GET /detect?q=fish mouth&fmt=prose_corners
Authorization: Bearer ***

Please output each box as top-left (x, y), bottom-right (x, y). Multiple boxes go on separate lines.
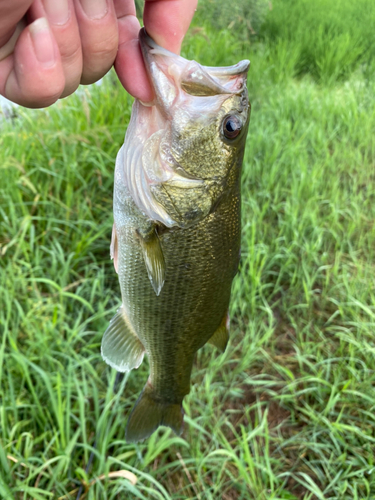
top-left (139, 28), bottom-right (250, 109)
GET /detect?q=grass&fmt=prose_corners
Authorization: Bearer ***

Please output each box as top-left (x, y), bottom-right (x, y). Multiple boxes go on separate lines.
top-left (1, 0), bottom-right (375, 498)
top-left (259, 0), bottom-right (375, 83)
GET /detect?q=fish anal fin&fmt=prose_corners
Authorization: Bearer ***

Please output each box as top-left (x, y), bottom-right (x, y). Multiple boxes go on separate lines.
top-left (208, 313), bottom-right (230, 352)
top-left (101, 306), bottom-right (145, 373)
top-left (136, 226), bottom-right (166, 296)
top-left (126, 383), bottom-right (183, 443)
top-left (110, 223), bottom-right (119, 274)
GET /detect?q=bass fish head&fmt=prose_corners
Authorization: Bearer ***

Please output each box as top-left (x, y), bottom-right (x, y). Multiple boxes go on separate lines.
top-left (118, 28), bottom-right (250, 228)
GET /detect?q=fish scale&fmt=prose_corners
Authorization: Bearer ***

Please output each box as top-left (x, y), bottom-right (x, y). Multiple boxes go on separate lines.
top-left (101, 28), bottom-right (250, 442)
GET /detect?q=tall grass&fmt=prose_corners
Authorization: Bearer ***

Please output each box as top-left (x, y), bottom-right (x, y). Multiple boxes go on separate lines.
top-left (194, 0), bottom-right (269, 39)
top-left (259, 0), bottom-right (375, 82)
top-left (1, 1), bottom-right (375, 498)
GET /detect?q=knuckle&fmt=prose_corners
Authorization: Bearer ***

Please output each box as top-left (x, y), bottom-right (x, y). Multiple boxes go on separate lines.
top-left (58, 40), bottom-right (82, 64)
top-left (80, 33), bottom-right (118, 84)
top-left (84, 30), bottom-right (118, 62)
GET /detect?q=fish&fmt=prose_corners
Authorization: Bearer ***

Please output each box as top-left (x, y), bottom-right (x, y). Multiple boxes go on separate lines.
top-left (101, 28), bottom-right (251, 443)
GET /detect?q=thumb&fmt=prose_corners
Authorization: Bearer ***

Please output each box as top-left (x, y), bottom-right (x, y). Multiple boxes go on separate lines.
top-left (143, 0), bottom-right (198, 55)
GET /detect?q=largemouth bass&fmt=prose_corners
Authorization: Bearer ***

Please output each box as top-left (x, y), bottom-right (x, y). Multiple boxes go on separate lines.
top-left (102, 29), bottom-right (251, 442)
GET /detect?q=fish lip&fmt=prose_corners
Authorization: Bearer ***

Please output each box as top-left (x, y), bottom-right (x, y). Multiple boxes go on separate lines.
top-left (139, 27), bottom-right (160, 54)
top-left (138, 27), bottom-right (174, 113)
top-left (205, 60), bottom-right (251, 77)
top-left (139, 28), bottom-right (167, 78)
top-left (139, 27), bottom-right (176, 60)
top-left (138, 29), bottom-right (157, 107)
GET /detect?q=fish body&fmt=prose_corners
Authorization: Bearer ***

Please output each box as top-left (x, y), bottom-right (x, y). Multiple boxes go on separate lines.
top-left (102, 29), bottom-right (250, 442)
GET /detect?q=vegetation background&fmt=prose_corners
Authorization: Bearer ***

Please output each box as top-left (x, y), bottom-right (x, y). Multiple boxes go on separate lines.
top-left (1, 0), bottom-right (375, 498)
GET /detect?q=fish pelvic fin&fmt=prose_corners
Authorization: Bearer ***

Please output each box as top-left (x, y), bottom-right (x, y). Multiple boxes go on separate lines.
top-left (136, 226), bottom-right (166, 296)
top-left (208, 312), bottom-right (230, 353)
top-left (101, 306), bottom-right (145, 373)
top-left (126, 383), bottom-right (184, 443)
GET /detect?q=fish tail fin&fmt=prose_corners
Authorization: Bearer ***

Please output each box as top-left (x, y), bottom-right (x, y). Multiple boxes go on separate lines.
top-left (126, 383), bottom-right (184, 443)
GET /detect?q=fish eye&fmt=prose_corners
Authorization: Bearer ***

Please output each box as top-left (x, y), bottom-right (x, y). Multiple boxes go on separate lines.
top-left (222, 115), bottom-right (242, 140)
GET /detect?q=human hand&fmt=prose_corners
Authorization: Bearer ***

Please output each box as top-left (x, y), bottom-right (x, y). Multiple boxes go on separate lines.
top-left (116, 0), bottom-right (198, 103)
top-left (0, 0), bottom-right (197, 108)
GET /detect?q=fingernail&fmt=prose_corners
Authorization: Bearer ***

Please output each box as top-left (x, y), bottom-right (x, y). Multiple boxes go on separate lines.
top-left (43, 0), bottom-right (70, 26)
top-left (79, 0), bottom-right (108, 20)
top-left (29, 18), bottom-right (56, 68)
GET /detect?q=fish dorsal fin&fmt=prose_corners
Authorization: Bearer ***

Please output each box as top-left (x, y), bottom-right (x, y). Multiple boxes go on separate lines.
top-left (136, 226), bottom-right (166, 296)
top-left (208, 312), bottom-right (230, 352)
top-left (101, 307), bottom-right (145, 372)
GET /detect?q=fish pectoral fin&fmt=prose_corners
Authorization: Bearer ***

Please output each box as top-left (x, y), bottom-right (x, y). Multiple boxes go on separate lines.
top-left (208, 313), bottom-right (230, 353)
top-left (110, 223), bottom-right (118, 274)
top-left (136, 226), bottom-right (166, 296)
top-left (126, 383), bottom-right (183, 443)
top-left (101, 306), bottom-right (145, 373)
